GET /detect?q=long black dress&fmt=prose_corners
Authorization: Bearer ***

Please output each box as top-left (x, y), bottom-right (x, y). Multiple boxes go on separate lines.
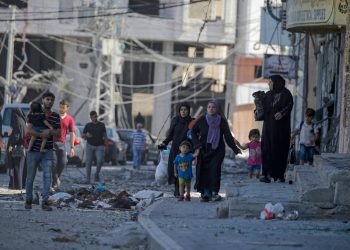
top-left (162, 115), bottom-right (192, 196)
top-left (8, 108), bottom-right (27, 190)
top-left (191, 116), bottom-right (240, 194)
top-left (261, 87), bottom-right (293, 180)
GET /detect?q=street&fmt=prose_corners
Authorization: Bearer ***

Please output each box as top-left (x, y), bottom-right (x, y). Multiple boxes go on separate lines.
top-left (0, 162), bottom-right (173, 250)
top-left (1, 158), bottom-right (349, 250)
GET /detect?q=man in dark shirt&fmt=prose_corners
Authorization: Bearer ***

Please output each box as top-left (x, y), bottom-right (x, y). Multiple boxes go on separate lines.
top-left (82, 111), bottom-right (107, 184)
top-left (25, 92), bottom-right (61, 211)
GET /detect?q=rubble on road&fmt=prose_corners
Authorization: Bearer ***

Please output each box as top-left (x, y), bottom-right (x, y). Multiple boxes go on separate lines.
top-left (46, 185), bottom-right (163, 211)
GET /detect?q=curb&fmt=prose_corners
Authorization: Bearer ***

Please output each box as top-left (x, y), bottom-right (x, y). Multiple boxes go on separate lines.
top-left (138, 199), bottom-right (183, 250)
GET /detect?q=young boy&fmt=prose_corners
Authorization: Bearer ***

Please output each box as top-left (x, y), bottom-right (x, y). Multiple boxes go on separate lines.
top-left (291, 108), bottom-right (319, 165)
top-left (173, 141), bottom-right (198, 201)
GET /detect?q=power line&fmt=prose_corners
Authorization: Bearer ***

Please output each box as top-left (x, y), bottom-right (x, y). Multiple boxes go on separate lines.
top-left (0, 0), bottom-right (188, 15)
top-left (0, 0), bottom-right (208, 22)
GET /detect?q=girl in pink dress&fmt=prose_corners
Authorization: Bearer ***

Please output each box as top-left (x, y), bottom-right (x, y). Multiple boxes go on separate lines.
top-left (236, 129), bottom-right (262, 178)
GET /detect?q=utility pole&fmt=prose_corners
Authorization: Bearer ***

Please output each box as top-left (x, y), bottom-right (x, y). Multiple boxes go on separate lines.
top-left (93, 7), bottom-right (128, 128)
top-left (5, 5), bottom-right (16, 104)
top-left (339, 7), bottom-right (350, 153)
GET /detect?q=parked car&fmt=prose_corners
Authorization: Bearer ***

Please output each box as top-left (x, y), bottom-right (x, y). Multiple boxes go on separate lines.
top-left (0, 103), bottom-right (30, 173)
top-left (116, 129), bottom-right (159, 165)
top-left (105, 127), bottom-right (128, 165)
top-left (65, 126), bottom-right (85, 168)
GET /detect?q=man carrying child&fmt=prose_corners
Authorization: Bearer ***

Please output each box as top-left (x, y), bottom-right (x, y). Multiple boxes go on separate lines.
top-left (25, 92), bottom-right (61, 211)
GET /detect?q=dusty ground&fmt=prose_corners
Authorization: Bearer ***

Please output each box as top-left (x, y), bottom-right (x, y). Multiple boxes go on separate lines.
top-left (0, 159), bottom-right (246, 250)
top-left (0, 162), bottom-right (175, 250)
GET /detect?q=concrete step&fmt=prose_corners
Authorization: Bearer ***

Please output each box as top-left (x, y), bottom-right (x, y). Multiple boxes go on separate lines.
top-left (294, 165), bottom-right (333, 204)
top-left (313, 154), bottom-right (350, 205)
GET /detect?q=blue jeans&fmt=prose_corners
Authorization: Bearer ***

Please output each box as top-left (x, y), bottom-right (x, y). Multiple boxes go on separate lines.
top-left (25, 151), bottom-right (54, 203)
top-left (133, 147), bottom-right (144, 169)
top-left (299, 144), bottom-right (315, 163)
top-left (85, 143), bottom-right (105, 182)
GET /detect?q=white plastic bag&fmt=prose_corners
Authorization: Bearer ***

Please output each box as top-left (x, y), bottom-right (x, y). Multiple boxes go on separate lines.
top-left (260, 202), bottom-right (284, 220)
top-left (155, 151), bottom-right (168, 185)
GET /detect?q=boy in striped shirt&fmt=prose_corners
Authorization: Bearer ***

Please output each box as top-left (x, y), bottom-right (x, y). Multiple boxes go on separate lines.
top-left (132, 123), bottom-right (146, 169)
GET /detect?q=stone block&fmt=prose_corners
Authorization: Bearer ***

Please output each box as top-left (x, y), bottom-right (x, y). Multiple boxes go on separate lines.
top-left (300, 187), bottom-right (334, 204)
top-left (334, 181), bottom-right (350, 205)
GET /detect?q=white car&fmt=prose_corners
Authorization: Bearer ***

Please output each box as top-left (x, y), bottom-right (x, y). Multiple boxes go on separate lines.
top-left (0, 103), bottom-right (30, 173)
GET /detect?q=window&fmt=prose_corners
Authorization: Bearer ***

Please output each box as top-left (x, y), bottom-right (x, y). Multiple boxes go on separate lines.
top-left (0, 0), bottom-right (27, 8)
top-left (254, 65), bottom-right (262, 78)
top-left (129, 0), bottom-right (159, 16)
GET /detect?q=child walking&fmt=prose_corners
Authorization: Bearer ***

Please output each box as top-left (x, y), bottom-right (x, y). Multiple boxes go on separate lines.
top-left (173, 141), bottom-right (198, 201)
top-left (236, 129), bottom-right (262, 178)
top-left (27, 102), bottom-right (54, 152)
top-left (291, 108), bottom-right (319, 165)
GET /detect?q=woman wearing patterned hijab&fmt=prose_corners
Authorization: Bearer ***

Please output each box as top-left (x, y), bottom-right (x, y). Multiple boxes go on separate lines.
top-left (260, 75), bottom-right (294, 183)
top-left (191, 100), bottom-right (241, 202)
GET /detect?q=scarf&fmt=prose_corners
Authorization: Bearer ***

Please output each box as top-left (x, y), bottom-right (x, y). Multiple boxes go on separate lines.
top-left (206, 113), bottom-right (221, 150)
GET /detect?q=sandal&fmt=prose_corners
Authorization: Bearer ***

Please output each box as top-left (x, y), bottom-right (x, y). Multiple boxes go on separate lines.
top-left (200, 196), bottom-right (209, 202)
top-left (276, 178), bottom-right (285, 183)
top-left (259, 176), bottom-right (271, 183)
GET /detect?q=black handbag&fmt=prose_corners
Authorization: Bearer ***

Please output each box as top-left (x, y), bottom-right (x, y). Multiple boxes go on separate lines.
top-left (12, 145), bottom-right (26, 158)
top-left (252, 91), bottom-right (266, 121)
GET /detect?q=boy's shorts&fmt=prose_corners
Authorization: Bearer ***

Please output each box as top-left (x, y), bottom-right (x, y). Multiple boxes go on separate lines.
top-left (178, 178), bottom-right (191, 185)
top-left (247, 165), bottom-right (261, 172)
top-left (299, 144), bottom-right (315, 163)
top-left (33, 126), bottom-right (48, 133)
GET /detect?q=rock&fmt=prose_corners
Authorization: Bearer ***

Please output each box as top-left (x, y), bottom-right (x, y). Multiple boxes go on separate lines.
top-left (134, 190), bottom-right (163, 200)
top-left (98, 222), bottom-right (147, 248)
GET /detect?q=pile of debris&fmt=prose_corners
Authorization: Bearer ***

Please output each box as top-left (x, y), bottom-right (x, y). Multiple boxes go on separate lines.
top-left (48, 184), bottom-right (163, 211)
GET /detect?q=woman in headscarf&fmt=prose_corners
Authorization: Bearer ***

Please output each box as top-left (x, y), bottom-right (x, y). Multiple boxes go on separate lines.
top-left (260, 75), bottom-right (294, 183)
top-left (159, 102), bottom-right (192, 197)
top-left (191, 100), bottom-right (241, 202)
top-left (8, 108), bottom-right (27, 190)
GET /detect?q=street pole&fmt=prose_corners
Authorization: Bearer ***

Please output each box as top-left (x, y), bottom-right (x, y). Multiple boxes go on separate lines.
top-left (5, 5), bottom-right (16, 104)
top-left (339, 7), bottom-right (350, 153)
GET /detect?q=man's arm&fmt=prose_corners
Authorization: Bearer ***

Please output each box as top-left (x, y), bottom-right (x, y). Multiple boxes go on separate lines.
top-left (69, 131), bottom-right (75, 157)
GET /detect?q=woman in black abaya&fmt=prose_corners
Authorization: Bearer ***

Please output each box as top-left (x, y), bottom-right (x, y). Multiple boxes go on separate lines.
top-left (191, 100), bottom-right (241, 202)
top-left (260, 75), bottom-right (293, 183)
top-left (8, 108), bottom-right (27, 189)
top-left (159, 102), bottom-right (192, 197)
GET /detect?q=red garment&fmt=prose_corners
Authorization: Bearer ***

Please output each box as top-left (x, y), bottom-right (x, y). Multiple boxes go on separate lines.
top-left (54, 114), bottom-right (74, 142)
top-left (247, 141), bottom-right (262, 165)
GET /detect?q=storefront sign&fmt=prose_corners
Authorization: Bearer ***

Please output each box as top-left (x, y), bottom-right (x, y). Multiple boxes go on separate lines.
top-left (286, 0), bottom-right (348, 31)
top-left (263, 54), bottom-right (297, 79)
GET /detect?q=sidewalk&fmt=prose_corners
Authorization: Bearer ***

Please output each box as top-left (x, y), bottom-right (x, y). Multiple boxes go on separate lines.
top-left (139, 161), bottom-right (350, 250)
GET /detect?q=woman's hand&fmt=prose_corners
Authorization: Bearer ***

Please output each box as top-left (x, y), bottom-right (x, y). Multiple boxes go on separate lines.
top-left (274, 112), bottom-right (283, 120)
top-left (158, 143), bottom-right (167, 150)
top-left (8, 146), bottom-right (13, 153)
